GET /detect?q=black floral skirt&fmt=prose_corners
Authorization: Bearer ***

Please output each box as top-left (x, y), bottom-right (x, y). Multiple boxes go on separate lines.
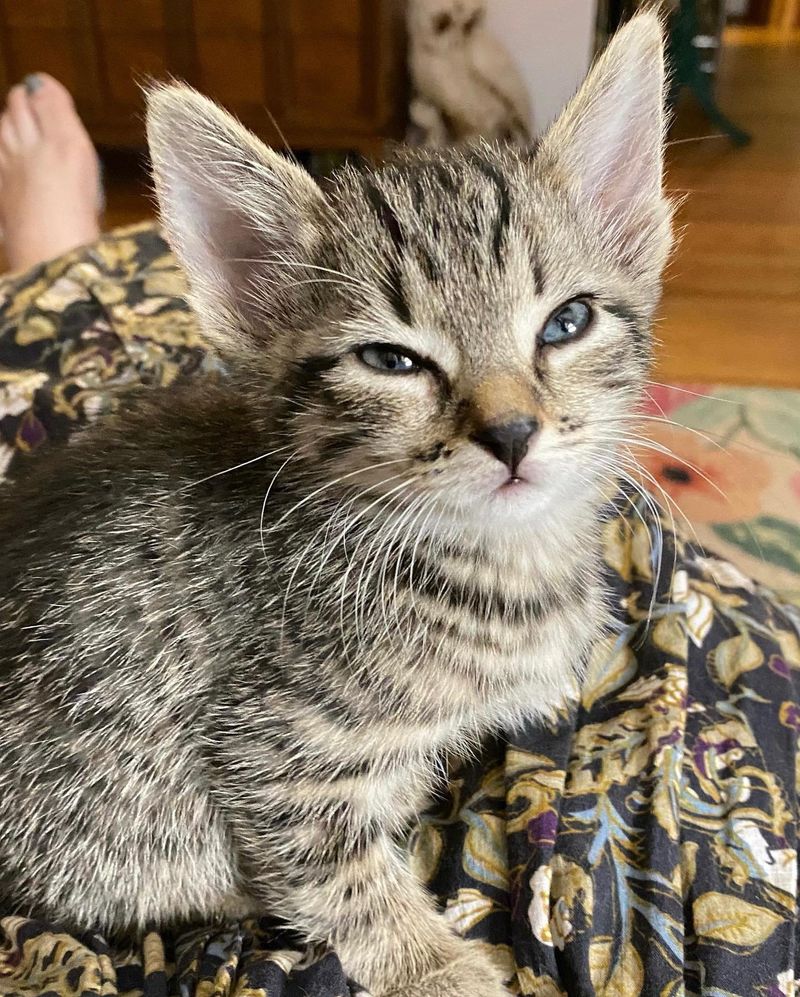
top-left (1, 226), bottom-right (799, 997)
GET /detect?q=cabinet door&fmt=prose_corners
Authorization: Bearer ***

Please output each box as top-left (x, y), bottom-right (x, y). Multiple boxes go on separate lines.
top-left (0, 0), bottom-right (405, 151)
top-left (193, 0), bottom-right (406, 151)
top-left (0, 0), bottom-right (79, 96)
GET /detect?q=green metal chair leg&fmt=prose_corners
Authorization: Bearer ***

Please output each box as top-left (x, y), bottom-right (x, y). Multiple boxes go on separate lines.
top-left (668, 0), bottom-right (752, 146)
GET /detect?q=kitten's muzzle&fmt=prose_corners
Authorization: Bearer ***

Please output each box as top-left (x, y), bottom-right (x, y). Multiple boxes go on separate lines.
top-left (470, 417), bottom-right (539, 475)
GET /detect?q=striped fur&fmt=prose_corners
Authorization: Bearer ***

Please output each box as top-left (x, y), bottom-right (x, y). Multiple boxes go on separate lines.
top-left (0, 14), bottom-right (672, 997)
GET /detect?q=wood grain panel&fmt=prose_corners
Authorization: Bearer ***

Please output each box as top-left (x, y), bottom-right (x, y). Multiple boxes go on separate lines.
top-left (290, 36), bottom-right (363, 116)
top-left (0, 29), bottom-right (80, 92)
top-left (100, 35), bottom-right (169, 105)
top-left (194, 36), bottom-right (266, 102)
top-left (193, 0), bottom-right (262, 34)
top-left (288, 0), bottom-right (361, 36)
top-left (93, 0), bottom-right (164, 32)
top-left (0, 0), bottom-right (406, 153)
top-left (4, 0), bottom-right (72, 30)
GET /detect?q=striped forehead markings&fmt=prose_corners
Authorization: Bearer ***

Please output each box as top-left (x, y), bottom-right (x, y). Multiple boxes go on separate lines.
top-left (360, 157), bottom-right (543, 323)
top-left (468, 152), bottom-right (511, 267)
top-left (361, 179), bottom-right (412, 325)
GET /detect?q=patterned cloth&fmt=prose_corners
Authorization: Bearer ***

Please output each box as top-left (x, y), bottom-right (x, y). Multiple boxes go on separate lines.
top-left (1, 224), bottom-right (800, 997)
top-left (0, 222), bottom-right (210, 483)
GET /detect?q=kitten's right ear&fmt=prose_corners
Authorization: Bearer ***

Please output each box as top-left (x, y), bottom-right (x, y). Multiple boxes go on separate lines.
top-left (538, 12), bottom-right (672, 280)
top-left (146, 84), bottom-right (327, 359)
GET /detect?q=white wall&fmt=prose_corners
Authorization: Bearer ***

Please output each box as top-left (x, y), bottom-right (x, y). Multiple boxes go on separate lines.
top-left (485, 0), bottom-right (597, 135)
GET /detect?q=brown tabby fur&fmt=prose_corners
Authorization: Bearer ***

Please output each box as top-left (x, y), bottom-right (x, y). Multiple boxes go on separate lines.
top-left (0, 15), bottom-right (672, 996)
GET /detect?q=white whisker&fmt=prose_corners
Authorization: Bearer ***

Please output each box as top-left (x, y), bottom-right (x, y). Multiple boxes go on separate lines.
top-left (183, 445), bottom-right (291, 488)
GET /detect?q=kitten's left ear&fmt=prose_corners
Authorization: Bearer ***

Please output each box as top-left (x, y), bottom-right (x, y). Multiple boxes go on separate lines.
top-left (147, 84), bottom-right (328, 361)
top-left (538, 12), bottom-right (672, 278)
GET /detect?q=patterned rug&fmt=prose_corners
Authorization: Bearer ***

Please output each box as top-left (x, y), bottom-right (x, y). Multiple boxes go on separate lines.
top-left (634, 383), bottom-right (800, 605)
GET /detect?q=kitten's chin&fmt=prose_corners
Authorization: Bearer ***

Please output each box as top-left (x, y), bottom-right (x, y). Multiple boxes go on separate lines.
top-left (429, 472), bottom-right (561, 532)
top-left (426, 458), bottom-right (601, 535)
top-left (484, 475), bottom-right (555, 522)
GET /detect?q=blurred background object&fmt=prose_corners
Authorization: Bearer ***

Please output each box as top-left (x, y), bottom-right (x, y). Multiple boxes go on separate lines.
top-left (0, 1), bottom-right (406, 158)
top-left (485, 0), bottom-right (595, 134)
top-left (406, 0), bottom-right (532, 145)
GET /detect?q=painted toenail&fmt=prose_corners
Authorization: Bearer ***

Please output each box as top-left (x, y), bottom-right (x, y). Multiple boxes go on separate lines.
top-left (23, 74), bottom-right (43, 95)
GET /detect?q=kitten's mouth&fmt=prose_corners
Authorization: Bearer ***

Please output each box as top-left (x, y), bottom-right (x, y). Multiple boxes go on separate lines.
top-left (497, 474), bottom-right (529, 492)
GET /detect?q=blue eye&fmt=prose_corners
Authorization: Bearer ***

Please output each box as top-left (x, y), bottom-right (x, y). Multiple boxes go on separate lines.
top-left (357, 344), bottom-right (421, 374)
top-left (540, 300), bottom-right (593, 346)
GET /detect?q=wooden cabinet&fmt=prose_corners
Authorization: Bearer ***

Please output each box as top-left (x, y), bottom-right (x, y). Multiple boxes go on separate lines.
top-left (0, 0), bottom-right (407, 155)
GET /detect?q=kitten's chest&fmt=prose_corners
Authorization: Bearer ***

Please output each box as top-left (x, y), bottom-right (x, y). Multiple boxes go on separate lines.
top-left (354, 546), bottom-right (605, 728)
top-left (267, 525), bottom-right (604, 731)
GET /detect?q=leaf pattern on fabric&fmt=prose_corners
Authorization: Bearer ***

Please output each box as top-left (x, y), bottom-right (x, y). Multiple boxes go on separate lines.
top-left (443, 888), bottom-right (499, 934)
top-left (693, 892), bottom-right (783, 949)
top-left (709, 633), bottom-right (765, 687)
top-left (581, 636), bottom-right (638, 710)
top-left (462, 812), bottom-right (509, 892)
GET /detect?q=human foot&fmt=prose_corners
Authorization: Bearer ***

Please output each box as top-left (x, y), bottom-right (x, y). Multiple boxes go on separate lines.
top-left (0, 73), bottom-right (102, 271)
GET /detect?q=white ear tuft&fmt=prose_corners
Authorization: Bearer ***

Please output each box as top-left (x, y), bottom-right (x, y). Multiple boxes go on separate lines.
top-left (146, 84), bottom-right (327, 358)
top-left (539, 12), bottom-right (671, 276)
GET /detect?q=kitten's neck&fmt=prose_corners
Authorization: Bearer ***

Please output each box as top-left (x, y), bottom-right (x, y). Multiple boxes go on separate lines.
top-left (270, 482), bottom-right (605, 650)
top-left (258, 481), bottom-right (606, 744)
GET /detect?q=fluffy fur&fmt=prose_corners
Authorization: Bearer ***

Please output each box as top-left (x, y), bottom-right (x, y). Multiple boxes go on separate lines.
top-left (0, 15), bottom-right (672, 997)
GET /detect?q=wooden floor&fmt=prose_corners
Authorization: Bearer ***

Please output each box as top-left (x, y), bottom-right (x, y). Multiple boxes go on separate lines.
top-left (657, 34), bottom-right (800, 387)
top-left (99, 34), bottom-right (800, 389)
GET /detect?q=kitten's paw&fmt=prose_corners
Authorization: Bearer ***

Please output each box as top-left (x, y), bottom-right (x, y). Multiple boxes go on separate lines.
top-left (381, 943), bottom-right (509, 997)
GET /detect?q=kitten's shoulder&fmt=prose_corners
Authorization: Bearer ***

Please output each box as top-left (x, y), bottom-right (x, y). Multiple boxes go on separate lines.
top-left (0, 375), bottom-right (265, 534)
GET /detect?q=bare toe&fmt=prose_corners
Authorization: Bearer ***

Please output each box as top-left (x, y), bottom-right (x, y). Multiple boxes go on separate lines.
top-left (6, 84), bottom-right (40, 148)
top-left (25, 72), bottom-right (74, 107)
top-left (0, 74), bottom-right (100, 270)
top-left (0, 110), bottom-right (19, 155)
top-left (25, 73), bottom-right (85, 144)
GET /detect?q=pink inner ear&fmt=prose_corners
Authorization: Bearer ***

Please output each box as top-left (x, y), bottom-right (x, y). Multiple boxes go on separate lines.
top-left (538, 18), bottom-right (670, 278)
top-left (577, 82), bottom-right (662, 224)
top-left (542, 13), bottom-right (666, 233)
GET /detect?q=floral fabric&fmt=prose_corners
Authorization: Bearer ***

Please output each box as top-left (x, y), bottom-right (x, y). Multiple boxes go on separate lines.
top-left (0, 221), bottom-right (212, 484)
top-left (414, 525), bottom-right (800, 997)
top-left (1, 224), bottom-right (800, 996)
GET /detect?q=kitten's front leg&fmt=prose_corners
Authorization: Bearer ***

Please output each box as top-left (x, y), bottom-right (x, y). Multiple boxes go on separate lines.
top-left (235, 811), bottom-right (508, 996)
top-left (309, 834), bottom-right (508, 997)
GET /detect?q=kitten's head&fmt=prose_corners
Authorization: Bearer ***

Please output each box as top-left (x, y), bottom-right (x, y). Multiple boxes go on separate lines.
top-left (147, 13), bottom-right (671, 535)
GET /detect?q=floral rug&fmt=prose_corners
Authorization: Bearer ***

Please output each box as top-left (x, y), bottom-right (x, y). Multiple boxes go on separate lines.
top-left (635, 383), bottom-right (800, 604)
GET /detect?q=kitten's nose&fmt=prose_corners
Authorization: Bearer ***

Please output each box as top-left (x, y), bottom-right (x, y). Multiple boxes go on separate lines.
top-left (470, 417), bottom-right (539, 474)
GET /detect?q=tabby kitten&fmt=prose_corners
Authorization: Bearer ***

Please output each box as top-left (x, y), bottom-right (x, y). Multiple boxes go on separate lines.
top-left (0, 14), bottom-right (671, 997)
